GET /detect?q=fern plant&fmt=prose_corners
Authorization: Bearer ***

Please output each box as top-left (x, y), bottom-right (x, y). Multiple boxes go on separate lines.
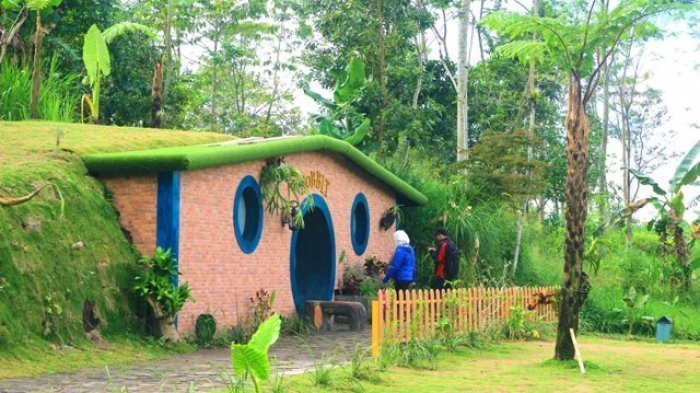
top-left (231, 314), bottom-right (281, 393)
top-left (259, 158), bottom-right (313, 229)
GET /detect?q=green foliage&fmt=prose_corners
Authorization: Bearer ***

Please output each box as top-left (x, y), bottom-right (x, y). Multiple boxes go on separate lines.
top-left (231, 314), bottom-right (281, 393)
top-left (501, 307), bottom-right (543, 340)
top-left (133, 247), bottom-right (193, 317)
top-left (305, 57), bottom-right (371, 146)
top-left (195, 314), bottom-right (217, 347)
top-left (82, 22), bottom-right (154, 122)
top-left (259, 160), bottom-right (312, 228)
top-left (0, 56), bottom-right (78, 121)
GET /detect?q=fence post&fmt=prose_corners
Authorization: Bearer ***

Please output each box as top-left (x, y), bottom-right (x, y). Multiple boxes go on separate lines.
top-left (372, 300), bottom-right (380, 358)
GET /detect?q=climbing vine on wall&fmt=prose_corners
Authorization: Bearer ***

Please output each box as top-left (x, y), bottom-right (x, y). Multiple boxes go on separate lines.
top-left (259, 157), bottom-right (313, 228)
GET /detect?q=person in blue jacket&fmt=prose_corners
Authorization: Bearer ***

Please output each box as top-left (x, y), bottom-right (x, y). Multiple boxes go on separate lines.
top-left (382, 230), bottom-right (416, 291)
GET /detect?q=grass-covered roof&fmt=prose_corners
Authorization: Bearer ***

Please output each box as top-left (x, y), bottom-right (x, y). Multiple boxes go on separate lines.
top-left (83, 135), bottom-right (428, 206)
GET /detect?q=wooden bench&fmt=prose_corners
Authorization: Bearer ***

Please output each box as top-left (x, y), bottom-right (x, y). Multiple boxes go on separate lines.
top-left (304, 300), bottom-right (367, 332)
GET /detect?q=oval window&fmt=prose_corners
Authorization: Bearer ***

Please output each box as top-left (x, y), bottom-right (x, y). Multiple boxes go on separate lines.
top-left (351, 193), bottom-right (370, 255)
top-left (233, 175), bottom-right (263, 254)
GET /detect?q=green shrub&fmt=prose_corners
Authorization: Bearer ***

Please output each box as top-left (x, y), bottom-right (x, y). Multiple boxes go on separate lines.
top-left (195, 314), bottom-right (217, 347)
top-left (0, 56), bottom-right (78, 121)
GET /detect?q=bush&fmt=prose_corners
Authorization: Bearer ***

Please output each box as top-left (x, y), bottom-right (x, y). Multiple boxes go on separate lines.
top-left (195, 314), bottom-right (217, 347)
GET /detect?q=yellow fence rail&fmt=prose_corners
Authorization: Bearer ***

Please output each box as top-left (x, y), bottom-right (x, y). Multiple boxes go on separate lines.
top-left (371, 286), bottom-right (558, 357)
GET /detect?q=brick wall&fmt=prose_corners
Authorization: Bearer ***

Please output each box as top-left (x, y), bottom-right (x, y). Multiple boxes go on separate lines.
top-left (101, 174), bottom-right (158, 255)
top-left (177, 152), bottom-right (397, 332)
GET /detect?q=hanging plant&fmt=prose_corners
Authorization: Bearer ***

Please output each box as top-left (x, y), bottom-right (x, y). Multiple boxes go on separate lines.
top-left (259, 157), bottom-right (313, 229)
top-left (379, 205), bottom-right (402, 231)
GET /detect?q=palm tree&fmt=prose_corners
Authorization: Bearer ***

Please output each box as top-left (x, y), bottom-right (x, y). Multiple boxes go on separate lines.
top-left (482, 0), bottom-right (694, 360)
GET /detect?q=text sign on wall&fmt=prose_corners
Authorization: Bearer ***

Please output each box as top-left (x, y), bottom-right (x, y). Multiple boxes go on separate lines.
top-left (305, 170), bottom-right (330, 197)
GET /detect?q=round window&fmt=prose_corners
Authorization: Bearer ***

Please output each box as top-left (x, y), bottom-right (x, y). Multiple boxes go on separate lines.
top-left (351, 193), bottom-right (370, 255)
top-left (233, 175), bottom-right (263, 254)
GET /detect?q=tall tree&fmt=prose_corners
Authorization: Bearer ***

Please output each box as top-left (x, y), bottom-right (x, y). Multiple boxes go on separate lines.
top-left (456, 0), bottom-right (470, 162)
top-left (483, 0), bottom-right (693, 360)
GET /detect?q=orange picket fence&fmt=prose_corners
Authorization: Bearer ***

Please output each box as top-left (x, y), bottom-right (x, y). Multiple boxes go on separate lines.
top-left (370, 286), bottom-right (558, 357)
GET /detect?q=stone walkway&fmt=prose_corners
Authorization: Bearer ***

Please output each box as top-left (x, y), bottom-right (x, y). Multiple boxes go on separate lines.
top-left (0, 329), bottom-right (370, 393)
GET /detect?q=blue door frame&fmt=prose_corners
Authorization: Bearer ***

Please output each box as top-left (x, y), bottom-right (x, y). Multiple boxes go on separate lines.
top-left (289, 194), bottom-right (336, 313)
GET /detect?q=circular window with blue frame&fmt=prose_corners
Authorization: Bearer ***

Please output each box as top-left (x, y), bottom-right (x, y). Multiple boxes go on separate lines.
top-left (350, 193), bottom-right (370, 255)
top-left (233, 175), bottom-right (263, 254)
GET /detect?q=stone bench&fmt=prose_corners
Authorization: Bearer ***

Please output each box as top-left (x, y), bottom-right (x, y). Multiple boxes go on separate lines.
top-left (304, 300), bottom-right (367, 332)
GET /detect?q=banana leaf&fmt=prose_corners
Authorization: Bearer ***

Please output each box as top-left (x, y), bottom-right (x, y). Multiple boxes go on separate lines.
top-left (344, 118), bottom-right (370, 146)
top-left (629, 168), bottom-right (666, 196)
top-left (670, 140), bottom-right (700, 192)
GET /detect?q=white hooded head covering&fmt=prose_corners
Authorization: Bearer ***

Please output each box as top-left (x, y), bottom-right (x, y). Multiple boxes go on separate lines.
top-left (393, 230), bottom-right (410, 248)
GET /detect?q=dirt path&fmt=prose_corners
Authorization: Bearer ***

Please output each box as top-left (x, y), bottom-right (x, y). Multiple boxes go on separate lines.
top-left (0, 330), bottom-right (370, 393)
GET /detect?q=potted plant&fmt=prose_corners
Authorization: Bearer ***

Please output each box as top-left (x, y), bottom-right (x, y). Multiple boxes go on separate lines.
top-left (379, 205), bottom-right (402, 230)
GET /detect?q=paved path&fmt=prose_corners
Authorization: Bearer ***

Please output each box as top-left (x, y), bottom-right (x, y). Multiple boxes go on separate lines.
top-left (0, 330), bottom-right (370, 393)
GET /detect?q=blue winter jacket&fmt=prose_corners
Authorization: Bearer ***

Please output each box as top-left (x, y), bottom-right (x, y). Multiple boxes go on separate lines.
top-left (383, 245), bottom-right (416, 283)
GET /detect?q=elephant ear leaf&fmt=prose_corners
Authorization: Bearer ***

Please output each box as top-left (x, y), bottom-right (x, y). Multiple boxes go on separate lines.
top-left (629, 168), bottom-right (666, 196)
top-left (231, 344), bottom-right (269, 381)
top-left (83, 24), bottom-right (111, 83)
top-left (670, 140), bottom-right (700, 192)
top-left (344, 118), bottom-right (370, 146)
top-left (248, 314), bottom-right (281, 354)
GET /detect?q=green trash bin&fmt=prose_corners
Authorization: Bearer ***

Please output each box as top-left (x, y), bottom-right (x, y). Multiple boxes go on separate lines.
top-left (656, 316), bottom-right (672, 342)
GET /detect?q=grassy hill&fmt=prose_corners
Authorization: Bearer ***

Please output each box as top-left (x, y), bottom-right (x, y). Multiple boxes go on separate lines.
top-left (0, 121), bottom-right (231, 357)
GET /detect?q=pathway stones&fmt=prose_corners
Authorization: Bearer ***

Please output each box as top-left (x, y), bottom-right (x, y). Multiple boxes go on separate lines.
top-left (0, 330), bottom-right (370, 393)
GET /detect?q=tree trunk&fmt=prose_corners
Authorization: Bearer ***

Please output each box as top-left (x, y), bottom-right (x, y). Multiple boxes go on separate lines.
top-left (456, 0), bottom-right (470, 162)
top-left (30, 11), bottom-right (43, 119)
top-left (597, 0), bottom-right (610, 219)
top-left (0, 7), bottom-right (28, 65)
top-left (146, 296), bottom-right (179, 341)
top-left (671, 216), bottom-right (691, 290)
top-left (376, 0), bottom-right (387, 159)
top-left (555, 74), bottom-right (590, 361)
top-left (161, 0), bottom-right (174, 124)
top-left (513, 0), bottom-right (538, 278)
top-left (151, 56), bottom-right (164, 128)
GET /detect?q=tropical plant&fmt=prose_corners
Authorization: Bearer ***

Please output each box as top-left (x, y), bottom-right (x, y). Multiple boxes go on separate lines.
top-left (133, 247), bottom-right (193, 341)
top-left (598, 140), bottom-right (700, 289)
top-left (482, 0), bottom-right (693, 360)
top-left (230, 314), bottom-right (281, 393)
top-left (616, 287), bottom-right (654, 337)
top-left (82, 22), bottom-right (155, 123)
top-left (259, 158), bottom-right (313, 228)
top-left (304, 57), bottom-right (371, 146)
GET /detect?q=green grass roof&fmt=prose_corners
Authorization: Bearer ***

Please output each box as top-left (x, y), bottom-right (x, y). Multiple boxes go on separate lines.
top-left (83, 135), bottom-right (428, 206)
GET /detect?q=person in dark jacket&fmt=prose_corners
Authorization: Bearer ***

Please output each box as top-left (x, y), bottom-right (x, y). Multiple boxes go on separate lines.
top-left (382, 230), bottom-right (416, 291)
top-left (429, 228), bottom-right (459, 290)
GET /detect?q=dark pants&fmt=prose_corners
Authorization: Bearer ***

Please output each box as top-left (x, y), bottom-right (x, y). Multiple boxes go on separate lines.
top-left (432, 277), bottom-right (445, 290)
top-left (394, 280), bottom-right (412, 291)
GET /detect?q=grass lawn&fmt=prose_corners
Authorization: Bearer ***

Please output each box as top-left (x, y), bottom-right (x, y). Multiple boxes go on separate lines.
top-left (261, 336), bottom-right (700, 393)
top-left (0, 335), bottom-right (193, 379)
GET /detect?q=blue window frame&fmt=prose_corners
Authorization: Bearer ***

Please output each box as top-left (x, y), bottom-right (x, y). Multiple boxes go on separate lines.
top-left (233, 175), bottom-right (263, 254)
top-left (350, 193), bottom-right (370, 255)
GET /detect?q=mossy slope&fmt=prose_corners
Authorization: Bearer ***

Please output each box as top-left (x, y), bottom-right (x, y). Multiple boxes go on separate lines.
top-left (0, 121), bottom-right (231, 354)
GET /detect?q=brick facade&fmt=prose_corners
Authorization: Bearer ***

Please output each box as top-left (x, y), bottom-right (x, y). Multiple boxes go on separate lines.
top-left (102, 151), bottom-right (397, 333)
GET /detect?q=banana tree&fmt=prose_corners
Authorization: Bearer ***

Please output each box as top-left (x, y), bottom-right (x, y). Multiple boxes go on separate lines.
top-left (598, 140), bottom-right (700, 289)
top-left (304, 57), bottom-right (370, 146)
top-left (82, 22), bottom-right (155, 123)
